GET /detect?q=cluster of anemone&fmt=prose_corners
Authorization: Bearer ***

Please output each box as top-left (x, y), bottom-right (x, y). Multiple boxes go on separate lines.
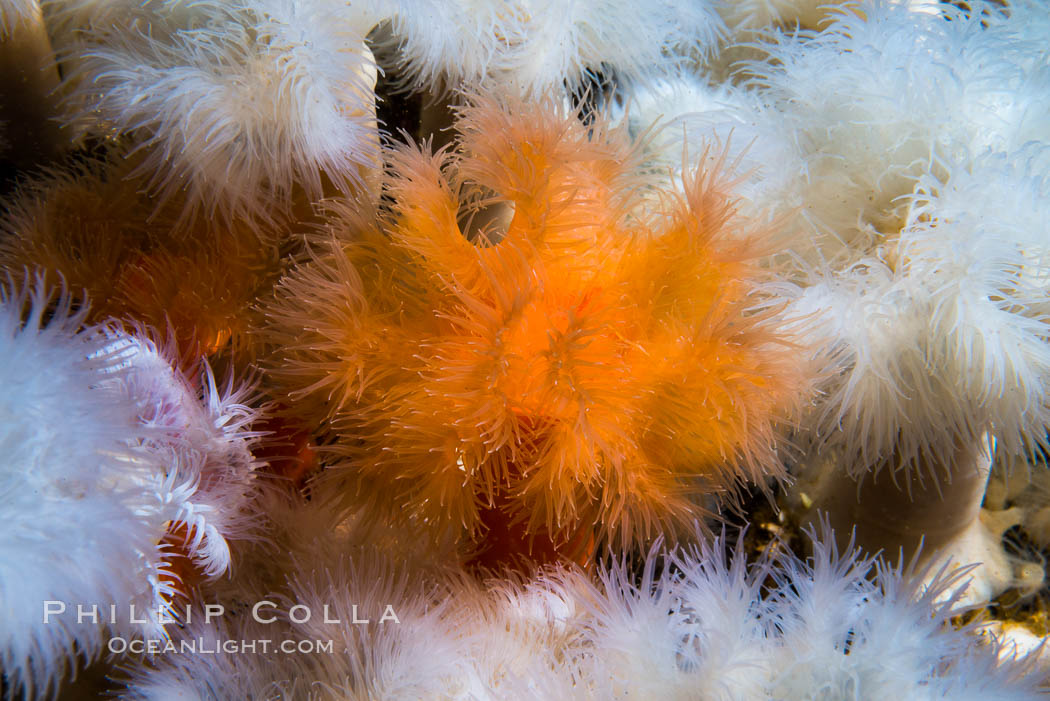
top-left (619, 0), bottom-right (1050, 604)
top-left (768, 1), bottom-right (1050, 602)
top-left (114, 498), bottom-right (1044, 699)
top-left (1, 0), bottom-right (1050, 698)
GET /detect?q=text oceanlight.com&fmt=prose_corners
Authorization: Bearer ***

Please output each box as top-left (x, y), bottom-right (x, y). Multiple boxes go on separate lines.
top-left (108, 637), bottom-right (335, 655)
top-left (42, 601), bottom-right (402, 657)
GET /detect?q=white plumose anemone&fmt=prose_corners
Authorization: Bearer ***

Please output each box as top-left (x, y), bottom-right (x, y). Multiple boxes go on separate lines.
top-left (97, 327), bottom-right (263, 578)
top-left (544, 527), bottom-right (1042, 700)
top-left (385, 0), bottom-right (725, 98)
top-left (560, 538), bottom-right (772, 700)
top-left (0, 283), bottom-right (168, 699)
top-left (781, 142), bottom-right (1050, 603)
top-left (0, 282), bottom-right (262, 699)
top-left (49, 0), bottom-right (385, 224)
top-left (624, 1), bottom-right (1050, 271)
top-left (745, 0), bottom-right (1050, 267)
top-left (763, 528), bottom-right (1041, 701)
top-left (901, 146), bottom-right (1050, 462)
top-left (115, 522), bottom-right (1046, 699)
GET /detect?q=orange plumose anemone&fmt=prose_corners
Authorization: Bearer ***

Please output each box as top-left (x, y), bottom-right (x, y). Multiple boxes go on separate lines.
top-left (0, 159), bottom-right (288, 370)
top-left (263, 97), bottom-right (806, 565)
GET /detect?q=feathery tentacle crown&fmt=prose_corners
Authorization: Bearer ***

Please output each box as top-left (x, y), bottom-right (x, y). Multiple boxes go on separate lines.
top-left (0, 0), bottom-right (37, 35)
top-left (0, 160), bottom-right (289, 369)
top-left (50, 0), bottom-right (383, 225)
top-left (384, 0), bottom-right (725, 98)
top-left (0, 276), bottom-right (265, 698)
top-left (265, 96), bottom-right (806, 553)
top-left (0, 279), bottom-right (155, 700)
